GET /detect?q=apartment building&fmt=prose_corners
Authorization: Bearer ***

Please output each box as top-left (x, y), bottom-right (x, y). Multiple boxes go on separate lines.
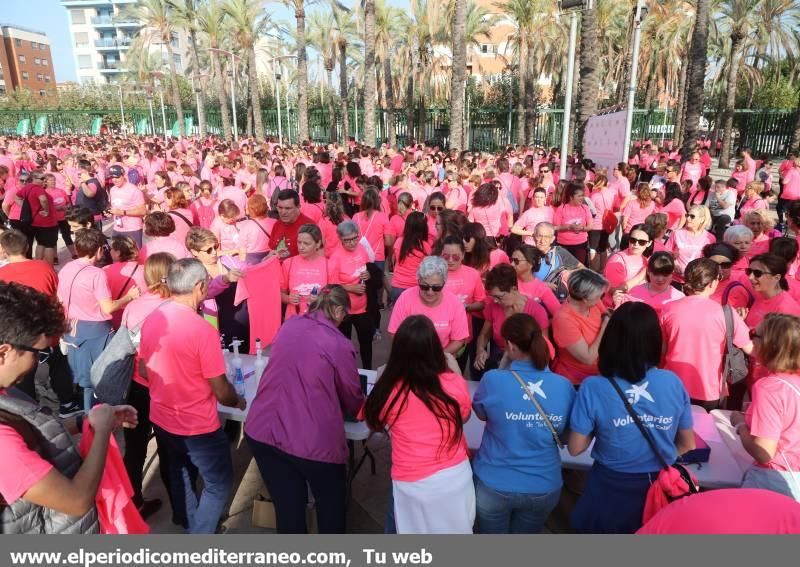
top-left (0, 24), bottom-right (56, 96)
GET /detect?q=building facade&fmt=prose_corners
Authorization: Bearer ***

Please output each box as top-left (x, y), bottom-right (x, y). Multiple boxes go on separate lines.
top-left (0, 25), bottom-right (56, 96)
top-left (61, 0), bottom-right (188, 84)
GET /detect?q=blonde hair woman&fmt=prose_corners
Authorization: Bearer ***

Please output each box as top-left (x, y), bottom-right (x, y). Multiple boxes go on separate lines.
top-left (744, 209), bottom-right (778, 257)
top-left (666, 204), bottom-right (715, 282)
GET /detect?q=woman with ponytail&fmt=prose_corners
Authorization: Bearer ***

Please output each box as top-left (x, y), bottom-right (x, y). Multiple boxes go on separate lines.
top-left (472, 313), bottom-right (575, 533)
top-left (742, 254), bottom-right (800, 329)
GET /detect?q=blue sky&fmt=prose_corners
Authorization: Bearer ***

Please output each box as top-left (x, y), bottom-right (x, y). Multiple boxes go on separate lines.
top-left (5, 1), bottom-right (405, 84)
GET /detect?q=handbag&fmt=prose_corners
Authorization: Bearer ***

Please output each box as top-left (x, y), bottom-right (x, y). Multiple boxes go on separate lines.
top-left (601, 191), bottom-right (618, 234)
top-left (606, 376), bottom-right (699, 524)
top-left (511, 370), bottom-right (564, 448)
top-left (721, 304), bottom-right (749, 402)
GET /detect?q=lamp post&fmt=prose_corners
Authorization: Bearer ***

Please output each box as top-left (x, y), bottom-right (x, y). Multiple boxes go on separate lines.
top-left (622, 0), bottom-right (648, 161)
top-left (151, 71), bottom-right (169, 142)
top-left (191, 73), bottom-right (209, 136)
top-left (208, 48), bottom-right (240, 141)
top-left (116, 83), bottom-right (126, 134)
top-left (507, 66), bottom-right (514, 146)
top-left (270, 55), bottom-right (297, 146)
top-left (146, 88), bottom-right (156, 136)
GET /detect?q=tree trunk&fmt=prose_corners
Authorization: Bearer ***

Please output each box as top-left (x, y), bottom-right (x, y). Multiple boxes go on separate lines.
top-left (525, 33), bottom-right (536, 144)
top-left (296, 8), bottom-right (310, 143)
top-left (339, 42), bottom-right (349, 144)
top-left (189, 30), bottom-right (206, 137)
top-left (576, 5), bottom-right (599, 152)
top-left (516, 35), bottom-right (527, 145)
top-left (363, 0), bottom-right (377, 146)
top-left (448, 0), bottom-right (467, 150)
top-left (327, 68), bottom-right (336, 143)
top-left (418, 94), bottom-right (425, 143)
top-left (644, 71), bottom-right (657, 110)
top-left (248, 48), bottom-right (263, 141)
top-left (376, 65), bottom-right (384, 142)
top-left (212, 52), bottom-right (232, 140)
top-left (681, 1), bottom-right (709, 159)
top-left (616, 12), bottom-right (635, 105)
top-left (673, 58), bottom-right (690, 149)
top-left (718, 33), bottom-right (744, 169)
top-left (164, 39), bottom-right (186, 137)
top-left (384, 51), bottom-right (396, 146)
top-left (406, 70), bottom-right (415, 143)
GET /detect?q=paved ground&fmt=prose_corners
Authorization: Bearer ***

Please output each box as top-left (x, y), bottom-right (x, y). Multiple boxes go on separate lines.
top-left (31, 157), bottom-right (756, 534)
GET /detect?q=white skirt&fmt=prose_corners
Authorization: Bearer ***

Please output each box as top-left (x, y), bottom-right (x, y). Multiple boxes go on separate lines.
top-left (393, 459), bottom-right (475, 534)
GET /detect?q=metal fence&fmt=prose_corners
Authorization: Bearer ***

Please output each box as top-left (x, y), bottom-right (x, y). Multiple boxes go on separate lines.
top-left (0, 106), bottom-right (796, 156)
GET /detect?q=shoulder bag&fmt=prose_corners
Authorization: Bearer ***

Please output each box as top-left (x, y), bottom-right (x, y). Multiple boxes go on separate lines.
top-left (606, 376), bottom-right (699, 524)
top-left (721, 304), bottom-right (750, 402)
top-left (115, 264), bottom-right (139, 301)
top-left (511, 370), bottom-right (564, 448)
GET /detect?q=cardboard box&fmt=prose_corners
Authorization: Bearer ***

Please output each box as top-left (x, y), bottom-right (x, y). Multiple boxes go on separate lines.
top-left (252, 492), bottom-right (318, 533)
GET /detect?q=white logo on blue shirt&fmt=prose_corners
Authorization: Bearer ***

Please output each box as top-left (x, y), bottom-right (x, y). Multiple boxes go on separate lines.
top-left (625, 381), bottom-right (654, 405)
top-left (522, 380), bottom-right (546, 401)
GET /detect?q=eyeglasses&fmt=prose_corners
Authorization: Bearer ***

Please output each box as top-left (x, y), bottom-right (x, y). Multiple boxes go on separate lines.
top-left (511, 257), bottom-right (526, 265)
top-left (341, 236), bottom-right (360, 244)
top-left (429, 205), bottom-right (445, 212)
top-left (686, 214), bottom-right (697, 220)
top-left (418, 283), bottom-right (444, 292)
top-left (749, 328), bottom-right (762, 341)
top-left (12, 344), bottom-right (50, 365)
top-left (441, 254), bottom-right (462, 262)
top-left (629, 238), bottom-right (651, 247)
top-left (745, 268), bottom-right (773, 278)
top-left (715, 261), bottom-right (733, 270)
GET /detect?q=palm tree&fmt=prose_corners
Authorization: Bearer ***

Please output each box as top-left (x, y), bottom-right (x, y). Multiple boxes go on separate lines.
top-left (448, 0), bottom-right (468, 150)
top-left (375, 0), bottom-right (406, 146)
top-left (363, 0), bottom-right (377, 146)
top-left (501, 0), bottom-right (534, 145)
top-left (716, 0), bottom-right (760, 169)
top-left (330, 1), bottom-right (358, 144)
top-left (576, 2), bottom-right (599, 151)
top-left (224, 0), bottom-right (274, 141)
top-left (126, 0), bottom-right (186, 137)
top-left (280, 0), bottom-right (315, 143)
top-left (197, 0), bottom-right (233, 139)
top-left (168, 0), bottom-right (207, 137)
top-left (308, 10), bottom-right (338, 141)
top-left (681, 0), bottom-right (710, 159)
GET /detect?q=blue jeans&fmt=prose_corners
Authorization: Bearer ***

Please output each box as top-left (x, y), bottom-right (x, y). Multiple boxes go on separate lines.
top-left (474, 476), bottom-right (560, 534)
top-left (153, 425), bottom-right (233, 534)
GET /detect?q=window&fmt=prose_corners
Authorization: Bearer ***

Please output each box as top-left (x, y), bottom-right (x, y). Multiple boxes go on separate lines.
top-left (42, 59), bottom-right (48, 67)
top-left (481, 44), bottom-right (488, 54)
top-left (44, 76), bottom-right (50, 83)
top-left (0, 86), bottom-right (5, 95)
top-left (18, 54), bottom-right (25, 64)
top-left (173, 54), bottom-right (182, 71)
top-left (31, 42), bottom-right (37, 49)
top-left (22, 72), bottom-right (29, 80)
top-left (39, 90), bottom-right (45, 97)
top-left (71, 9), bottom-right (86, 24)
top-left (78, 55), bottom-right (92, 69)
top-left (34, 58), bottom-right (40, 65)
top-left (74, 32), bottom-right (89, 48)
top-left (37, 74), bottom-right (43, 81)
top-left (15, 39), bottom-right (21, 47)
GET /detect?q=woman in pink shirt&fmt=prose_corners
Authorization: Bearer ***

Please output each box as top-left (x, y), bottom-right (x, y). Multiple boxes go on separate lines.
top-left (139, 212), bottom-right (191, 264)
top-left (210, 199), bottom-right (242, 258)
top-left (511, 245), bottom-right (560, 317)
top-left (680, 152), bottom-right (704, 190)
top-left (146, 171), bottom-right (172, 211)
top-left (105, 235), bottom-right (148, 330)
top-left (190, 180), bottom-right (217, 229)
top-left (608, 163), bottom-right (632, 209)
top-left (353, 188), bottom-right (391, 269)
top-left (299, 182), bottom-right (325, 223)
top-left (512, 188), bottom-right (554, 245)
top-left (165, 186), bottom-right (194, 247)
top-left (264, 164), bottom-right (290, 202)
top-left (739, 181), bottom-right (769, 220)
top-left (744, 209), bottom-right (777, 257)
top-left (281, 224), bottom-right (328, 319)
top-left (743, 254), bottom-right (800, 330)
top-left (704, 242), bottom-right (754, 309)
top-left (604, 224), bottom-right (651, 295)
top-left (468, 182), bottom-right (512, 238)
top-left (667, 204), bottom-right (716, 282)
top-left (621, 183), bottom-right (656, 240)
top-left (120, 252), bottom-right (175, 518)
top-left (363, 315), bottom-right (473, 534)
top-left (656, 183), bottom-right (686, 232)
top-left (730, 313), bottom-right (800, 500)
top-left (612, 251), bottom-right (684, 316)
top-left (731, 160), bottom-right (750, 195)
top-left (552, 183), bottom-right (593, 265)
top-left (390, 212), bottom-right (431, 303)
top-left (43, 172), bottom-right (76, 259)
top-left (319, 192), bottom-right (348, 258)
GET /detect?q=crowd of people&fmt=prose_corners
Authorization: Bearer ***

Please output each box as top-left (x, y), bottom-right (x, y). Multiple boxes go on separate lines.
top-left (0, 133), bottom-right (799, 534)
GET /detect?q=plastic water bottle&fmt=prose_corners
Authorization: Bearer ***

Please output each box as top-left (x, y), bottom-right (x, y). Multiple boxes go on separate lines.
top-left (230, 338), bottom-right (246, 397)
top-left (253, 338), bottom-right (267, 382)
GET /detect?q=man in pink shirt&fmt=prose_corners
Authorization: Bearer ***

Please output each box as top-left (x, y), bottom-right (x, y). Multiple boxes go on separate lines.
top-left (138, 258), bottom-right (245, 534)
top-left (108, 165), bottom-right (146, 247)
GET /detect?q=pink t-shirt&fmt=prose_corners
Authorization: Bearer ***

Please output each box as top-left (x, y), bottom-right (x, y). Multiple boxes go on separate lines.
top-left (667, 229), bottom-right (716, 276)
top-left (446, 184), bottom-right (469, 212)
top-left (604, 251), bottom-right (646, 290)
top-left (553, 203), bottom-right (593, 245)
top-left (745, 292), bottom-right (800, 329)
top-left (469, 199), bottom-right (510, 238)
top-left (0, 416), bottom-right (53, 504)
top-left (210, 217), bottom-right (241, 253)
top-left (622, 200), bottom-right (656, 232)
top-left (139, 301), bottom-right (227, 436)
top-left (381, 371), bottom-right (471, 482)
top-left (392, 239), bottom-right (431, 289)
top-left (168, 208), bottom-right (194, 247)
top-left (739, 197), bottom-right (768, 219)
top-left (281, 253), bottom-right (328, 318)
top-left (328, 245), bottom-right (371, 314)
top-left (609, 176), bottom-right (631, 207)
top-left (121, 292), bottom-right (170, 387)
top-left (489, 248), bottom-right (510, 269)
top-left (388, 288), bottom-right (471, 349)
top-left (109, 183), bottom-right (145, 232)
top-left (353, 210), bottom-right (390, 262)
top-left (387, 212), bottom-right (408, 239)
top-left (443, 264), bottom-right (486, 307)
top-left (516, 277), bottom-right (560, 316)
top-left (747, 373), bottom-right (800, 471)
top-left (590, 188), bottom-right (617, 231)
top-left (300, 202), bottom-right (325, 224)
top-left (103, 261), bottom-right (147, 329)
top-left (57, 259), bottom-right (112, 322)
top-left (782, 168), bottom-right (800, 201)
top-left (623, 283), bottom-right (684, 316)
top-left (658, 198), bottom-right (686, 231)
top-left (217, 186), bottom-right (248, 215)
top-left (318, 217), bottom-right (342, 258)
top-left (139, 236), bottom-right (191, 262)
top-left (238, 218), bottom-right (275, 255)
top-left (513, 206), bottom-right (554, 244)
top-left (45, 187), bottom-right (69, 222)
top-left (660, 295), bottom-right (751, 401)
top-left (483, 298), bottom-right (549, 347)
top-left (191, 198), bottom-right (218, 229)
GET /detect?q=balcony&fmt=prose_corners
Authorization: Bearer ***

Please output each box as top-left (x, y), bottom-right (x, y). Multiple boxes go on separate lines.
top-left (97, 61), bottom-right (125, 73)
top-left (94, 38), bottom-right (131, 49)
top-left (90, 15), bottom-right (139, 28)
top-left (61, 0), bottom-right (113, 7)
top-left (90, 16), bottom-right (114, 27)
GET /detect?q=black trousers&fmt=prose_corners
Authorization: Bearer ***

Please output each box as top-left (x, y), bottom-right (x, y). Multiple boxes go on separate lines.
top-left (9, 220), bottom-right (33, 258)
top-left (365, 262), bottom-right (384, 330)
top-left (339, 312), bottom-right (374, 369)
top-left (15, 347), bottom-right (75, 405)
top-left (246, 434), bottom-right (347, 534)
top-left (123, 381), bottom-right (178, 517)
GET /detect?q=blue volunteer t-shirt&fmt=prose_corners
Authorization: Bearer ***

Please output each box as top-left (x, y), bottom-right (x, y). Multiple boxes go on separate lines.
top-left (472, 360), bottom-right (576, 494)
top-left (569, 367), bottom-right (693, 473)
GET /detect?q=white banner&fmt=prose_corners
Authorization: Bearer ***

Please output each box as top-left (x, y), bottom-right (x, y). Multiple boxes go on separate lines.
top-left (583, 110), bottom-right (628, 173)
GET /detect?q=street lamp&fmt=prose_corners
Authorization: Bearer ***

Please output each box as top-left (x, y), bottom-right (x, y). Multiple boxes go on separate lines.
top-left (151, 71), bottom-right (169, 143)
top-left (191, 73), bottom-right (209, 136)
top-left (622, 0), bottom-right (648, 161)
top-left (115, 83), bottom-right (126, 134)
top-left (208, 47), bottom-right (241, 141)
top-left (270, 55), bottom-right (297, 146)
top-left (465, 62), bottom-right (473, 150)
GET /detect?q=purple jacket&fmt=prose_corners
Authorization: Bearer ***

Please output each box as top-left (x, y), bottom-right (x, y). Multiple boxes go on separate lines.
top-left (243, 311), bottom-right (364, 464)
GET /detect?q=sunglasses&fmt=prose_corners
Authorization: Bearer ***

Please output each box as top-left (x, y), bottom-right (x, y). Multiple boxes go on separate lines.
top-left (200, 245), bottom-right (218, 254)
top-left (715, 261), bottom-right (733, 270)
top-left (745, 268), bottom-right (773, 278)
top-left (418, 283), bottom-right (444, 292)
top-left (442, 254), bottom-right (462, 262)
top-left (629, 238), bottom-right (650, 247)
top-left (12, 344), bottom-right (50, 365)
top-left (540, 169), bottom-right (550, 173)
top-left (429, 205), bottom-right (445, 212)
top-left (686, 214), bottom-right (697, 219)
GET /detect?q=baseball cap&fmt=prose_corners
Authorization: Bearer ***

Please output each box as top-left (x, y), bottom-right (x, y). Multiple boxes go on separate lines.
top-left (108, 164), bottom-right (125, 178)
